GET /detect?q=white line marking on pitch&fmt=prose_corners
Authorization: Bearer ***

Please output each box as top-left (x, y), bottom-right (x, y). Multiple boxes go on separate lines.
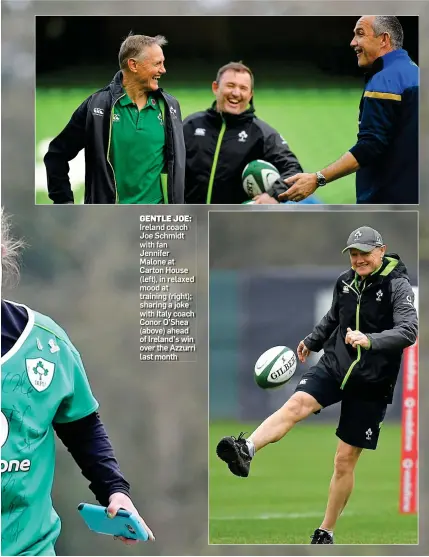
top-left (211, 511), bottom-right (355, 520)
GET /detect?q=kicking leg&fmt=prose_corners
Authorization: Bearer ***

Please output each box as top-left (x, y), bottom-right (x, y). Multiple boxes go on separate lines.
top-left (216, 391), bottom-right (321, 477)
top-left (249, 391), bottom-right (322, 451)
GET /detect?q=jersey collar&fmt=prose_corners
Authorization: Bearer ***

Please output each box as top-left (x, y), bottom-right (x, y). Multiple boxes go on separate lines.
top-left (119, 91), bottom-right (158, 110)
top-left (1, 301), bottom-right (35, 364)
top-left (365, 49), bottom-right (409, 79)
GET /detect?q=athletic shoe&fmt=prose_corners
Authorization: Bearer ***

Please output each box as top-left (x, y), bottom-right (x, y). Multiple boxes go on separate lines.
top-left (216, 432), bottom-right (252, 477)
top-left (310, 528), bottom-right (334, 544)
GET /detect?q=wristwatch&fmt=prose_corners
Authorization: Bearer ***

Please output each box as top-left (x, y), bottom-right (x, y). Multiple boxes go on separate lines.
top-left (315, 171), bottom-right (327, 187)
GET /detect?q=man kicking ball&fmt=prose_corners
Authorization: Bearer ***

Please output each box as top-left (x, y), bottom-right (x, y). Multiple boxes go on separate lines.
top-left (216, 226), bottom-right (417, 544)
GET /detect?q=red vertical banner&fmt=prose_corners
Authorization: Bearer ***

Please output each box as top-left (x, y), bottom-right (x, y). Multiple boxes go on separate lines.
top-left (399, 339), bottom-right (418, 514)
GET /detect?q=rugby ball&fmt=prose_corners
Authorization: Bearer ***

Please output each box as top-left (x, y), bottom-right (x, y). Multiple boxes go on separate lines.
top-left (242, 160), bottom-right (280, 198)
top-left (254, 346), bottom-right (297, 389)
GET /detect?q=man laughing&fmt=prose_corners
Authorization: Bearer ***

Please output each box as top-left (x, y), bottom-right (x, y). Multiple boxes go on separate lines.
top-left (45, 34), bottom-right (185, 204)
top-left (281, 16), bottom-right (418, 204)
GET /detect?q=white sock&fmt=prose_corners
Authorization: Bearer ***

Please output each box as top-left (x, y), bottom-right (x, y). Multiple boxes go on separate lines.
top-left (320, 528), bottom-right (333, 537)
top-left (245, 439), bottom-right (255, 458)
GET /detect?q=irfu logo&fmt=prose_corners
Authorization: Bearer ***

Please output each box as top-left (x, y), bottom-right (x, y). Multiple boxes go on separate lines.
top-left (26, 358), bottom-right (55, 392)
top-left (33, 361), bottom-right (49, 380)
top-left (238, 130), bottom-right (248, 142)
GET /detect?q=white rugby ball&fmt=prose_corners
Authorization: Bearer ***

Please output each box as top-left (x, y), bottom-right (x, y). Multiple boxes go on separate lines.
top-left (242, 160), bottom-right (280, 198)
top-left (254, 346), bottom-right (297, 389)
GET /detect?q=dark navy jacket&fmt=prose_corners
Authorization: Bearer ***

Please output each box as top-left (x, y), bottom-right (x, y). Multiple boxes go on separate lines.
top-left (349, 50), bottom-right (418, 204)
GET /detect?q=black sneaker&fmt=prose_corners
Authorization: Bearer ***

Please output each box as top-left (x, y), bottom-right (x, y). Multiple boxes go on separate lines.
top-left (310, 528), bottom-right (334, 544)
top-left (216, 432), bottom-right (252, 477)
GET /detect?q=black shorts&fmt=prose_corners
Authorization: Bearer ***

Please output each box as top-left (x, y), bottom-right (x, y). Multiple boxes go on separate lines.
top-left (294, 364), bottom-right (387, 450)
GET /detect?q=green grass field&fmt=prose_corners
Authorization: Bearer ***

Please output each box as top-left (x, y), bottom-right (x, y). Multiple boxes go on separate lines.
top-left (36, 86), bottom-right (360, 204)
top-left (210, 422), bottom-right (417, 545)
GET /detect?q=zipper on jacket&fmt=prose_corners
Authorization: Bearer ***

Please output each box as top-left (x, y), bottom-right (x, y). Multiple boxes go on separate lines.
top-left (206, 119), bottom-right (226, 204)
top-left (159, 100), bottom-right (169, 204)
top-left (341, 279), bottom-right (366, 390)
top-left (107, 93), bottom-right (125, 204)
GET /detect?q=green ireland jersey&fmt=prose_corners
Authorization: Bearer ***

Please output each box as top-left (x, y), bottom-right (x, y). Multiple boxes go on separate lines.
top-left (1, 302), bottom-right (98, 556)
top-left (111, 92), bottom-right (166, 204)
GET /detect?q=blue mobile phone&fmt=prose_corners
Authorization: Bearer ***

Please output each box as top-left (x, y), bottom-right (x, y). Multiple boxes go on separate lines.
top-left (77, 503), bottom-right (149, 541)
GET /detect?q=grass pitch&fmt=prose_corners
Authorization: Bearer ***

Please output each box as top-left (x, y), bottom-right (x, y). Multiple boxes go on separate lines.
top-left (209, 422), bottom-right (417, 545)
top-left (36, 86), bottom-right (359, 204)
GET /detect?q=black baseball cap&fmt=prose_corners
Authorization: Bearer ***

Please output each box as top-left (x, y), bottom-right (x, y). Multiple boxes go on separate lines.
top-left (342, 226), bottom-right (384, 253)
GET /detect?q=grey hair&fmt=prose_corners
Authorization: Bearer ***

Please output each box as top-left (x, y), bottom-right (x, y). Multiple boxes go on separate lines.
top-left (372, 16), bottom-right (404, 50)
top-left (1, 208), bottom-right (26, 287)
top-left (118, 33), bottom-right (167, 70)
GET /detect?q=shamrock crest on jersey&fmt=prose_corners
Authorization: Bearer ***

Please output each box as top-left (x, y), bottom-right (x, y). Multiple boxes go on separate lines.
top-left (25, 358), bottom-right (55, 392)
top-left (2, 302), bottom-right (99, 557)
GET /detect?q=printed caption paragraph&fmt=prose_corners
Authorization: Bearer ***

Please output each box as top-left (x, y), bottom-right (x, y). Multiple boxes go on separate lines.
top-left (139, 215), bottom-right (196, 362)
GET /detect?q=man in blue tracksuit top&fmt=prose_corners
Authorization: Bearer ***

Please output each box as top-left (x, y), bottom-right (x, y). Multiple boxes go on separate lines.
top-left (278, 16), bottom-right (418, 205)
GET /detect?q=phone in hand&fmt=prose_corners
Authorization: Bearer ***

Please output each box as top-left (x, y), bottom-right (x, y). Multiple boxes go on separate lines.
top-left (78, 503), bottom-right (149, 541)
